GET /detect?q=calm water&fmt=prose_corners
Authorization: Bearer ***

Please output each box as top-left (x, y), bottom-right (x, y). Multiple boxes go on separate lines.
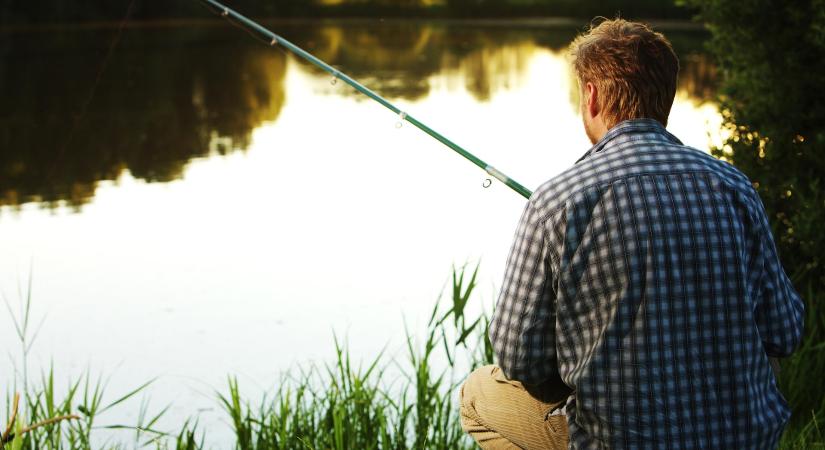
top-left (0, 20), bottom-right (720, 441)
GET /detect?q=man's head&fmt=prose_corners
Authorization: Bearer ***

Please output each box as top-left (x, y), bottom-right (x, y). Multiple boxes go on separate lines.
top-left (570, 19), bottom-right (680, 144)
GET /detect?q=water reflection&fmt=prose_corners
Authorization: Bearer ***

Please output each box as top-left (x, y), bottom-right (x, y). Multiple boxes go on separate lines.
top-left (0, 22), bottom-right (715, 210)
top-left (1, 26), bottom-right (287, 209)
top-left (0, 22), bottom-right (721, 441)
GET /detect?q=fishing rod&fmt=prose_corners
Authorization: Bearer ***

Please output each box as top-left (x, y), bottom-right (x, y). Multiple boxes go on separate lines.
top-left (199, 0), bottom-right (533, 199)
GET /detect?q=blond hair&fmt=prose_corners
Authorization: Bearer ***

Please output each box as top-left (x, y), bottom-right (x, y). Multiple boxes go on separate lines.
top-left (570, 19), bottom-right (680, 127)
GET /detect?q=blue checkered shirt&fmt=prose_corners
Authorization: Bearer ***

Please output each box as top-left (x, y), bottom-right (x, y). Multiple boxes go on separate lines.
top-left (490, 119), bottom-right (804, 449)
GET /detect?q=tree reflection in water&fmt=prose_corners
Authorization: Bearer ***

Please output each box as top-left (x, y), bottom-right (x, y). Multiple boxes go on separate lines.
top-left (0, 22), bottom-right (714, 210)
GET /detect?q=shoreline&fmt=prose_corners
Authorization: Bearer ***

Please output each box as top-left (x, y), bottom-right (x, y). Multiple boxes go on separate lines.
top-left (0, 17), bottom-right (706, 34)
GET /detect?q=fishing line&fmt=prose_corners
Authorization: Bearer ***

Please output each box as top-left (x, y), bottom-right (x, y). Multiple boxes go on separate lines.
top-left (43, 0), bottom-right (138, 185)
top-left (198, 0), bottom-right (533, 199)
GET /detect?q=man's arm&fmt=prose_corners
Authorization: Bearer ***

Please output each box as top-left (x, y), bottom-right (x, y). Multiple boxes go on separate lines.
top-left (750, 192), bottom-right (805, 358)
top-left (489, 199), bottom-right (558, 385)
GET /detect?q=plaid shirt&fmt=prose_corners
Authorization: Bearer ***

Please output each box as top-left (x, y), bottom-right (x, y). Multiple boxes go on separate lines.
top-left (490, 119), bottom-right (804, 449)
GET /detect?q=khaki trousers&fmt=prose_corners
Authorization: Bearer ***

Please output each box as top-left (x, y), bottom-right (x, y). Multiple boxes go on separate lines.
top-left (460, 365), bottom-right (572, 450)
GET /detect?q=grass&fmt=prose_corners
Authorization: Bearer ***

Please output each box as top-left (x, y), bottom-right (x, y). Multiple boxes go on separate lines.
top-left (777, 280), bottom-right (825, 449)
top-left (3, 264), bottom-right (824, 449)
top-left (2, 272), bottom-right (170, 449)
top-left (209, 263), bottom-right (489, 450)
top-left (2, 369), bottom-right (165, 449)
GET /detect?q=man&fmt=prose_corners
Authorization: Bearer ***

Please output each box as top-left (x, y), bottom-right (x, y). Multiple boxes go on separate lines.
top-left (460, 19), bottom-right (805, 449)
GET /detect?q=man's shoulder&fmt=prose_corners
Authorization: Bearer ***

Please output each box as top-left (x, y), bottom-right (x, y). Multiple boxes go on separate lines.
top-left (528, 139), bottom-right (757, 217)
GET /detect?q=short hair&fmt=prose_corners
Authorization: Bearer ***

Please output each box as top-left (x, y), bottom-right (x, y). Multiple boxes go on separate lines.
top-left (570, 18), bottom-right (680, 127)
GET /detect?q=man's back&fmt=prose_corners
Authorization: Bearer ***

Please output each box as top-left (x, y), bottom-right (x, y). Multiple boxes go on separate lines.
top-left (489, 119), bottom-right (804, 448)
top-left (461, 19), bottom-right (805, 450)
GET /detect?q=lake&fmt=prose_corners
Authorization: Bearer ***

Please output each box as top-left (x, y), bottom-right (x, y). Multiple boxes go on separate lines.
top-left (0, 19), bottom-right (720, 443)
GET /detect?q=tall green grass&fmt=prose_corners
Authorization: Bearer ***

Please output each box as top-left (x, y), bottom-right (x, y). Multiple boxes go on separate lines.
top-left (2, 369), bottom-right (165, 449)
top-left (3, 264), bottom-right (824, 449)
top-left (212, 263), bottom-right (489, 450)
top-left (777, 281), bottom-right (825, 449)
top-left (2, 275), bottom-right (165, 449)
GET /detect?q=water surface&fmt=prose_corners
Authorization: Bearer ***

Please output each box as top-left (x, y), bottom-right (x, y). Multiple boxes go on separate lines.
top-left (0, 20), bottom-right (720, 441)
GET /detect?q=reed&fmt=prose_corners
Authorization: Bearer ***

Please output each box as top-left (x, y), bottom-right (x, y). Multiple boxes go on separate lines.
top-left (2, 281), bottom-right (164, 449)
top-left (777, 281), bottom-right (825, 449)
top-left (3, 264), bottom-right (823, 449)
top-left (214, 262), bottom-right (487, 450)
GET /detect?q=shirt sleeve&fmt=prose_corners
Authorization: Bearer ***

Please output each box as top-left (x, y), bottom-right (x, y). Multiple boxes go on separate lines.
top-left (750, 193), bottom-right (805, 358)
top-left (489, 199), bottom-right (558, 385)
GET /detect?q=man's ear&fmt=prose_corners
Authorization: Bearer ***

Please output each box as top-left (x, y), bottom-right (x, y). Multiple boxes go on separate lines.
top-left (585, 81), bottom-right (599, 118)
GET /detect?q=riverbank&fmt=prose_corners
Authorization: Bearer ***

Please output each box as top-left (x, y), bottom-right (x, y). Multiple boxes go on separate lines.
top-left (0, 16), bottom-right (706, 34)
top-left (2, 0), bottom-right (696, 27)
top-left (3, 266), bottom-right (823, 449)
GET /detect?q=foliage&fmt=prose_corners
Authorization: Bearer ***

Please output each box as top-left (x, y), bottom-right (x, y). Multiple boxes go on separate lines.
top-left (683, 0), bottom-right (825, 289)
top-left (3, 264), bottom-right (492, 449)
top-left (681, 0), bottom-right (825, 440)
top-left (3, 263), bottom-right (824, 447)
top-left (212, 263), bottom-right (489, 450)
top-left (1, 370), bottom-right (162, 449)
top-left (2, 277), bottom-right (165, 449)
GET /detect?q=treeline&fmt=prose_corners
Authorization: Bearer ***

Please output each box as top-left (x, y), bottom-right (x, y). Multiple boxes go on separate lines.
top-left (0, 0), bottom-right (694, 25)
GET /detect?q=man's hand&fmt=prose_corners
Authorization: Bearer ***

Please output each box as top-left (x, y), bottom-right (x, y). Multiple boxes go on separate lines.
top-left (769, 357), bottom-right (781, 378)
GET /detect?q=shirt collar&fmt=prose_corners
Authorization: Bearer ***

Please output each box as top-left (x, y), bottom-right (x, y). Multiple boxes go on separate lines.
top-left (575, 118), bottom-right (683, 164)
